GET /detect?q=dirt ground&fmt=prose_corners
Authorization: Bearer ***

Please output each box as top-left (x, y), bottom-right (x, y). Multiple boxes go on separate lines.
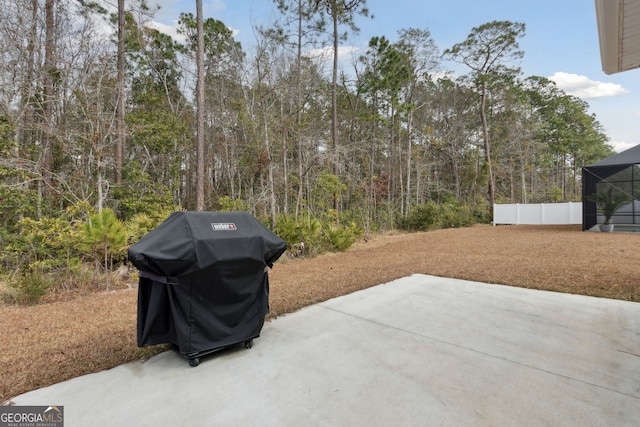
top-left (1, 224), bottom-right (639, 402)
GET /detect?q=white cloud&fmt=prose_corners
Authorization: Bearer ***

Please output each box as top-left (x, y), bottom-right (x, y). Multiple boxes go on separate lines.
top-left (147, 20), bottom-right (239, 44)
top-left (147, 20), bottom-right (185, 43)
top-left (305, 45), bottom-right (360, 63)
top-left (149, 0), bottom-right (233, 42)
top-left (548, 72), bottom-right (628, 99)
top-left (609, 140), bottom-right (636, 153)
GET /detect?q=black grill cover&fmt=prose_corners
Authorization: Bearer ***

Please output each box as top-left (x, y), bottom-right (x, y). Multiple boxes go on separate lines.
top-left (128, 211), bottom-right (286, 356)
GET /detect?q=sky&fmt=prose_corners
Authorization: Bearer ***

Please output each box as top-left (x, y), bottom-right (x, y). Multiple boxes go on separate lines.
top-left (149, 0), bottom-right (638, 153)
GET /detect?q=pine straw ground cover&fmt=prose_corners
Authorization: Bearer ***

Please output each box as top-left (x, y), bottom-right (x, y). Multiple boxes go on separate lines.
top-left (1, 224), bottom-right (639, 402)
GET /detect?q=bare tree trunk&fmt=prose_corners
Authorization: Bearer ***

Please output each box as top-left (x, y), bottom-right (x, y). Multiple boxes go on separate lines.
top-left (114, 0), bottom-right (125, 186)
top-left (41, 0), bottom-right (55, 198)
top-left (405, 110), bottom-right (413, 216)
top-left (19, 0), bottom-right (39, 151)
top-left (264, 114), bottom-right (277, 228)
top-left (330, 1), bottom-right (339, 216)
top-left (521, 167), bottom-right (527, 204)
top-left (562, 153), bottom-right (567, 200)
top-left (104, 241), bottom-right (110, 292)
top-left (394, 107), bottom-right (403, 216)
top-left (195, 0), bottom-right (205, 211)
top-left (508, 159), bottom-right (514, 201)
top-left (281, 96), bottom-right (288, 216)
top-left (479, 82), bottom-right (495, 208)
top-left (295, 0), bottom-right (304, 220)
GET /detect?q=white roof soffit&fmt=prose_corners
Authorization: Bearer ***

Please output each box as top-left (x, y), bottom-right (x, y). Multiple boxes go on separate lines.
top-left (595, 0), bottom-right (640, 74)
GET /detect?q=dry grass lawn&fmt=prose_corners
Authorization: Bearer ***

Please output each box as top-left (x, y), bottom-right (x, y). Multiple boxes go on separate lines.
top-left (1, 224), bottom-right (639, 402)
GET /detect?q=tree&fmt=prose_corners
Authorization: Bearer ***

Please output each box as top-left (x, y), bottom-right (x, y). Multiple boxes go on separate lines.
top-left (81, 208), bottom-right (126, 290)
top-left (121, 14), bottom-right (190, 214)
top-left (195, 0), bottom-right (205, 211)
top-left (523, 76), bottom-right (612, 201)
top-left (178, 13), bottom-right (244, 210)
top-left (312, 0), bottom-right (369, 214)
top-left (444, 20), bottom-right (526, 209)
top-left (395, 28), bottom-right (440, 215)
top-left (0, 0), bottom-right (621, 274)
top-left (270, 0), bottom-right (326, 219)
top-left (428, 77), bottom-right (479, 202)
top-left (41, 0), bottom-right (57, 203)
top-left (359, 36), bottom-right (411, 217)
top-left (115, 0), bottom-right (125, 186)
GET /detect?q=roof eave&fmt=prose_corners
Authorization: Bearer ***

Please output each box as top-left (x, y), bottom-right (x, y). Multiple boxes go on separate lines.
top-left (595, 0), bottom-right (640, 75)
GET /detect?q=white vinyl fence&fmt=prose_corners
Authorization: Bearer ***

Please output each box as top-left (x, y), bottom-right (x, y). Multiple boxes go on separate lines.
top-left (493, 202), bottom-right (582, 225)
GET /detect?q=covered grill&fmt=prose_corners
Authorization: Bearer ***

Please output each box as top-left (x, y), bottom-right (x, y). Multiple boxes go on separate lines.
top-left (128, 211), bottom-right (286, 366)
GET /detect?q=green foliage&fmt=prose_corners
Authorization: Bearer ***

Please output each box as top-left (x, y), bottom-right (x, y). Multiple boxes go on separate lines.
top-left (217, 196), bottom-right (249, 212)
top-left (472, 205), bottom-right (492, 224)
top-left (0, 203), bottom-right (97, 304)
top-left (401, 202), bottom-right (440, 231)
top-left (400, 201), bottom-right (476, 231)
top-left (547, 186), bottom-right (563, 203)
top-left (0, 8), bottom-right (620, 303)
top-left (438, 204), bottom-right (475, 228)
top-left (445, 20), bottom-right (525, 79)
top-left (0, 278), bottom-right (21, 304)
top-left (275, 214), bottom-right (322, 256)
top-left (0, 118), bottom-right (39, 227)
top-left (361, 36), bottom-right (412, 107)
top-left (586, 187), bottom-right (632, 225)
top-left (178, 13), bottom-right (240, 58)
top-left (311, 172), bottom-right (347, 215)
top-left (81, 208), bottom-right (128, 264)
top-left (0, 202), bottom-right (168, 303)
top-left (4, 270), bottom-right (54, 305)
top-left (275, 213), bottom-right (363, 255)
top-left (7, 216), bottom-right (79, 272)
top-left (112, 162), bottom-right (176, 219)
top-left (125, 211), bottom-right (175, 245)
top-left (371, 200), bottom-right (399, 232)
top-left (324, 222), bottom-right (362, 252)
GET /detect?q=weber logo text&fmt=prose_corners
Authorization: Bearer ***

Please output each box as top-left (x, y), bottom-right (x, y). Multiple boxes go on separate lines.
top-left (211, 223), bottom-right (237, 231)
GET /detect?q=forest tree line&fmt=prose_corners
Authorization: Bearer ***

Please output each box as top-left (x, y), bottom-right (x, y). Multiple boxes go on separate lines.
top-left (0, 0), bottom-right (613, 300)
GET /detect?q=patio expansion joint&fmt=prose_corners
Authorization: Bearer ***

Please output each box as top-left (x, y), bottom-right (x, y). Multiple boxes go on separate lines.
top-left (317, 303), bottom-right (640, 401)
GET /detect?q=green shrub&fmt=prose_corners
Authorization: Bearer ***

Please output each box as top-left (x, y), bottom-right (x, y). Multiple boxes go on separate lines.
top-left (472, 205), bottom-right (492, 224)
top-left (111, 161), bottom-right (176, 218)
top-left (324, 226), bottom-right (349, 251)
top-left (0, 278), bottom-right (21, 304)
top-left (401, 201), bottom-right (476, 231)
top-left (6, 216), bottom-right (79, 273)
top-left (275, 214), bottom-right (362, 256)
top-left (81, 209), bottom-right (127, 290)
top-left (275, 215), bottom-right (322, 257)
top-left (324, 222), bottom-right (362, 252)
top-left (126, 209), bottom-right (177, 245)
top-left (401, 202), bottom-right (440, 231)
top-left (81, 209), bottom-right (127, 260)
top-left (438, 203), bottom-right (474, 228)
top-left (217, 196), bottom-right (249, 212)
top-left (6, 270), bottom-right (54, 305)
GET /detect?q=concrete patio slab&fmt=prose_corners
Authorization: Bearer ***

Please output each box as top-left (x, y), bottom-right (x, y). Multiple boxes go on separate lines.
top-left (9, 274), bottom-right (640, 426)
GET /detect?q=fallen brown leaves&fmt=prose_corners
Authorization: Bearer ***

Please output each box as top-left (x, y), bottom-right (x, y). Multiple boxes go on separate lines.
top-left (1, 224), bottom-right (638, 402)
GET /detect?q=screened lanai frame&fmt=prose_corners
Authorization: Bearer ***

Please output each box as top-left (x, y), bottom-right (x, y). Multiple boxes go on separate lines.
top-left (582, 145), bottom-right (640, 231)
top-left (590, 2), bottom-right (640, 230)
